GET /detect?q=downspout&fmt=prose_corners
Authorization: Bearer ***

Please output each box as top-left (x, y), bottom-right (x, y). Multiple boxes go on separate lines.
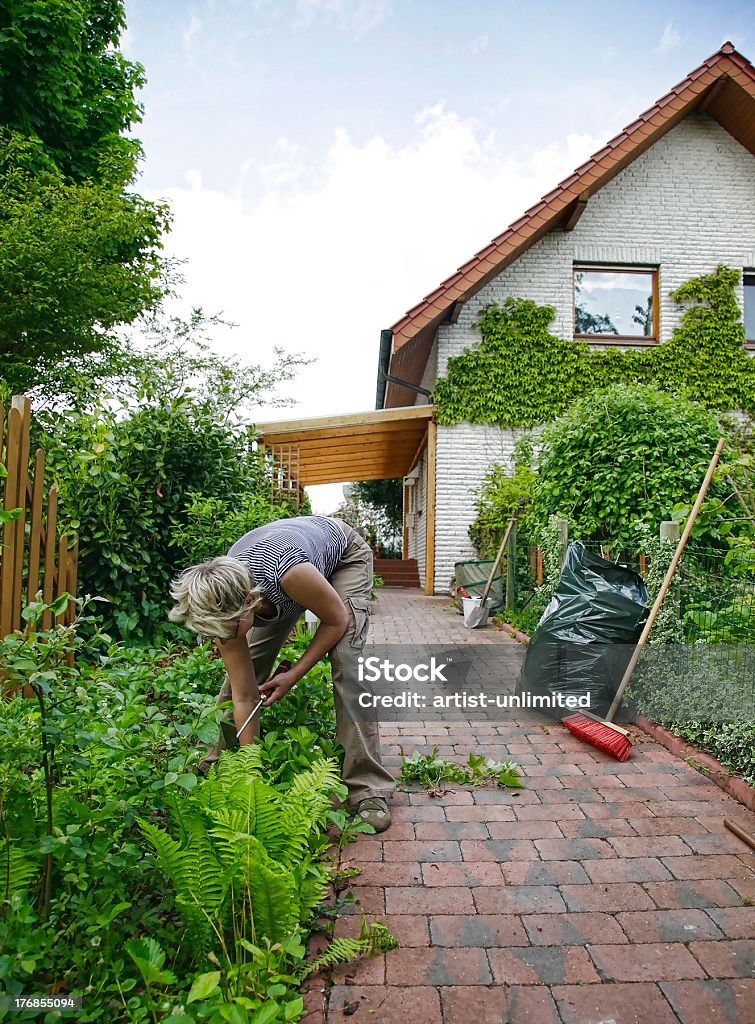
top-left (375, 329), bottom-right (433, 409)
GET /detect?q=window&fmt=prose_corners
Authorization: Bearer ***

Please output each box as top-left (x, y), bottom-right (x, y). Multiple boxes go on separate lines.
top-left (745, 273), bottom-right (755, 345)
top-left (574, 265), bottom-right (658, 342)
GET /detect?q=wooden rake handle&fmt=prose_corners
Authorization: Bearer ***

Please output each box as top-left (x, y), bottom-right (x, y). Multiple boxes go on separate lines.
top-left (480, 518), bottom-right (516, 606)
top-left (605, 437), bottom-right (727, 722)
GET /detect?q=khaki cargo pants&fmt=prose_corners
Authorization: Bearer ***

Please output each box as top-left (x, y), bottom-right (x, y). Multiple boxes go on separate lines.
top-left (202, 520), bottom-right (395, 807)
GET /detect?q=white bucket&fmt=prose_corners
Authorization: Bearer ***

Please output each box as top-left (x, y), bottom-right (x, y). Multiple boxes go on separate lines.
top-left (462, 596), bottom-right (489, 628)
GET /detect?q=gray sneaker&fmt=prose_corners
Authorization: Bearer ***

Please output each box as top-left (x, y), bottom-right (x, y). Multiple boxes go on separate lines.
top-left (355, 797), bottom-right (392, 833)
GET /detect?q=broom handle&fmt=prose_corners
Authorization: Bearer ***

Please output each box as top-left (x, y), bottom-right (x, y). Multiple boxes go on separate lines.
top-left (480, 518), bottom-right (516, 606)
top-left (606, 437), bottom-right (726, 722)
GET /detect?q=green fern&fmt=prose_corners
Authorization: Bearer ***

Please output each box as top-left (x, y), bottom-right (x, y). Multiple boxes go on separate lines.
top-left (140, 748), bottom-right (343, 960)
top-left (0, 842), bottom-right (38, 902)
top-left (303, 916), bottom-right (398, 977)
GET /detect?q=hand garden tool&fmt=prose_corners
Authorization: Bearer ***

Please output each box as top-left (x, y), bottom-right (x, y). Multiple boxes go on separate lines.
top-left (464, 518), bottom-right (516, 628)
top-left (562, 437), bottom-right (726, 761)
top-left (220, 659), bottom-right (291, 749)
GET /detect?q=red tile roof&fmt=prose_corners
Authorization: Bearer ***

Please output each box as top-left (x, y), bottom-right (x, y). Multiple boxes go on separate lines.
top-left (384, 43), bottom-right (755, 408)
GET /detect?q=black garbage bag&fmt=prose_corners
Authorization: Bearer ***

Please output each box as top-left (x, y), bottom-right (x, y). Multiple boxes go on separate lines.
top-left (515, 541), bottom-right (649, 720)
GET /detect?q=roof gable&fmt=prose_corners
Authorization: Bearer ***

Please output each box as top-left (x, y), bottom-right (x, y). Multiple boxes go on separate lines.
top-left (384, 43), bottom-right (755, 407)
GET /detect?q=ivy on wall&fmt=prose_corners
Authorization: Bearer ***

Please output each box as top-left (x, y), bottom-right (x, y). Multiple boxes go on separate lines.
top-left (434, 266), bottom-right (755, 427)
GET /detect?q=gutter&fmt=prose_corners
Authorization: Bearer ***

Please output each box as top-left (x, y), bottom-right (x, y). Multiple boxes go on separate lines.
top-left (375, 329), bottom-right (433, 409)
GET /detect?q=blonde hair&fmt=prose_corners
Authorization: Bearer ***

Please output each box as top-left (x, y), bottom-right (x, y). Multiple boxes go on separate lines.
top-left (168, 557), bottom-right (265, 638)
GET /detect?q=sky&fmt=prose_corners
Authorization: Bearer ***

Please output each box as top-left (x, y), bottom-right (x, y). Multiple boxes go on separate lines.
top-left (122, 0), bottom-right (754, 511)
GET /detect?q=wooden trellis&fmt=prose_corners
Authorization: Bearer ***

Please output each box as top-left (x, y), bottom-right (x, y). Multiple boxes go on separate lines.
top-left (269, 443), bottom-right (304, 505)
top-left (0, 395), bottom-right (78, 637)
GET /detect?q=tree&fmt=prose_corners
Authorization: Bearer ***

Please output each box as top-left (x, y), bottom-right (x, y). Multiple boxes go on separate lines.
top-left (0, 0), bottom-right (145, 183)
top-left (0, 2), bottom-right (171, 396)
top-left (0, 135), bottom-right (170, 396)
top-left (350, 478), bottom-right (403, 553)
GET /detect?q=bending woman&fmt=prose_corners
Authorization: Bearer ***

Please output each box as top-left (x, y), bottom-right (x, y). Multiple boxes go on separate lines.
top-left (168, 514), bottom-right (394, 832)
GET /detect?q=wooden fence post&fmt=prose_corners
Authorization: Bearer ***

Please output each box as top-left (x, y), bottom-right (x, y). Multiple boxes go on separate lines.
top-left (506, 520), bottom-right (517, 609)
top-left (557, 518), bottom-right (569, 568)
top-left (0, 396), bottom-right (79, 650)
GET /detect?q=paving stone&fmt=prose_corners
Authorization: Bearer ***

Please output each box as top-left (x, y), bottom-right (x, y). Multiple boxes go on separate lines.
top-left (407, 789), bottom-right (474, 805)
top-left (429, 913), bottom-right (529, 947)
top-left (660, 979), bottom-right (755, 1024)
top-left (445, 804), bottom-right (517, 822)
top-left (616, 909), bottom-right (724, 942)
top-left (502, 860), bottom-right (591, 886)
top-left (488, 944), bottom-right (600, 985)
top-left (391, 804), bottom-right (447, 822)
top-left (413, 820), bottom-right (490, 840)
top-left (560, 882), bottom-right (656, 912)
top-left (473, 885), bottom-right (567, 915)
top-left (629, 816), bottom-right (709, 836)
top-left (506, 985), bottom-right (562, 1024)
top-left (607, 835), bottom-right (693, 858)
top-left (554, 982), bottom-right (680, 1024)
top-left (385, 946), bottom-right (492, 986)
top-left (558, 817), bottom-right (638, 838)
top-left (340, 885), bottom-right (385, 915)
top-left (514, 803), bottom-right (586, 820)
top-left (681, 831), bottom-right (755, 855)
top-left (385, 885), bottom-right (475, 915)
top-left (420, 861), bottom-right (505, 886)
top-left (349, 863), bottom-right (421, 886)
top-left (663, 855), bottom-right (755, 880)
top-left (583, 857), bottom-right (673, 883)
top-left (330, 953), bottom-right (385, 985)
top-left (382, 840), bottom-right (461, 862)
top-left (706, 907), bottom-right (755, 939)
top-left (438, 986), bottom-right (510, 1024)
top-left (584, 801), bottom-right (657, 819)
top-left (588, 942), bottom-right (707, 981)
top-left (334, 913), bottom-right (430, 947)
top-left (328, 985), bottom-right (442, 1023)
top-left (487, 820), bottom-right (563, 840)
top-left (688, 940), bottom-right (755, 979)
top-left (645, 878), bottom-right (746, 910)
top-left (535, 837), bottom-right (618, 860)
top-left (459, 838), bottom-right (540, 861)
top-left (522, 911), bottom-right (629, 946)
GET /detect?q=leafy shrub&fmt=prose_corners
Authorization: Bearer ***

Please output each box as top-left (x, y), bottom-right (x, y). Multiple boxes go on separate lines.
top-left (0, 608), bottom-right (379, 1022)
top-left (36, 323), bottom-right (305, 643)
top-left (468, 441), bottom-right (535, 558)
top-left (527, 384), bottom-right (722, 550)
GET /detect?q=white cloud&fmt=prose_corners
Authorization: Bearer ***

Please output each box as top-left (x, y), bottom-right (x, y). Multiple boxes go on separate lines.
top-left (182, 12), bottom-right (204, 58)
top-left (468, 34), bottom-right (489, 55)
top-left (655, 21), bottom-right (681, 55)
top-left (147, 107), bottom-right (600, 511)
top-left (293, 0), bottom-right (390, 37)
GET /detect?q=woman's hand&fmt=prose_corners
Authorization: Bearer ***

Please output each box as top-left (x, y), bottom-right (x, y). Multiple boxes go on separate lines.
top-left (259, 668), bottom-right (298, 705)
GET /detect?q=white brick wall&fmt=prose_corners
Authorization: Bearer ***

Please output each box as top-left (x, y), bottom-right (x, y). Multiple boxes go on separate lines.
top-left (423, 113), bottom-right (755, 591)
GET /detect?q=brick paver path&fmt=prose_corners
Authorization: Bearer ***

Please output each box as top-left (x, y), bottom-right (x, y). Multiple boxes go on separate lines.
top-left (327, 589), bottom-right (755, 1024)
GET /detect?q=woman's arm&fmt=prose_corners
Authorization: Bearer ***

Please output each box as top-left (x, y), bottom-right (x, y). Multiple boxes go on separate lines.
top-left (258, 562), bottom-right (348, 704)
top-left (215, 627), bottom-right (260, 744)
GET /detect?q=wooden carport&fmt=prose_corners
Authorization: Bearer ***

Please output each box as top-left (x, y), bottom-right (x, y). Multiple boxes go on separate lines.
top-left (255, 406), bottom-right (436, 593)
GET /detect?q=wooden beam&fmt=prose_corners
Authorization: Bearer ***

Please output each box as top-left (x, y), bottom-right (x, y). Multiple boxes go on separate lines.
top-left (257, 405), bottom-right (434, 437)
top-left (261, 419), bottom-right (430, 446)
top-left (425, 419), bottom-right (436, 595)
top-left (563, 191), bottom-right (589, 231)
top-left (402, 484), bottom-right (409, 559)
top-left (406, 427), bottom-right (428, 475)
top-left (447, 300), bottom-right (464, 324)
top-left (697, 75), bottom-right (729, 113)
top-left (272, 431), bottom-right (426, 456)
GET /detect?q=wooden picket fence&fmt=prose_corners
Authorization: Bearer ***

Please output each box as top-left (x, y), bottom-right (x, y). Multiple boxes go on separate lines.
top-left (0, 395), bottom-right (78, 637)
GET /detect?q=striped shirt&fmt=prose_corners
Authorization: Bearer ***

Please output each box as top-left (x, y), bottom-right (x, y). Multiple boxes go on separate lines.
top-left (228, 516), bottom-right (347, 623)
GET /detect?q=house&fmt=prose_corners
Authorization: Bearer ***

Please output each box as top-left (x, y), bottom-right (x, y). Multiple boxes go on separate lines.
top-left (375, 42), bottom-right (755, 593)
top-left (256, 43), bottom-right (755, 595)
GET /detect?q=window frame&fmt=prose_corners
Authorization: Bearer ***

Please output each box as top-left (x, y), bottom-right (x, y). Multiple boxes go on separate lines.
top-left (573, 263), bottom-right (660, 345)
top-left (744, 271), bottom-right (755, 349)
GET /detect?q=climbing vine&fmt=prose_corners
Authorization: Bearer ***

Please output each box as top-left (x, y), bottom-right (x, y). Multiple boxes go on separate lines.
top-left (435, 266), bottom-right (755, 427)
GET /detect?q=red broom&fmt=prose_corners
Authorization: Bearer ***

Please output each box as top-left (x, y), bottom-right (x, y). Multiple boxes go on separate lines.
top-left (562, 437), bottom-right (727, 761)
